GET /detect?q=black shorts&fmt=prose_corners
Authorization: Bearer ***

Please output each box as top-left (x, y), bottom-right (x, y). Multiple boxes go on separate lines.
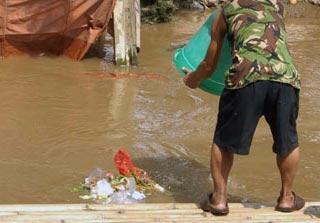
top-left (213, 81), bottom-right (299, 157)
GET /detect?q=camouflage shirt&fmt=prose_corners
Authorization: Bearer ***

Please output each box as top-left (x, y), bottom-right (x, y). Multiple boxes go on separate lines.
top-left (222, 0), bottom-right (301, 89)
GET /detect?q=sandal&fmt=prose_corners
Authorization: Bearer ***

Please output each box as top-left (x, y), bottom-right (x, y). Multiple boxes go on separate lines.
top-left (275, 192), bottom-right (305, 213)
top-left (200, 193), bottom-right (229, 216)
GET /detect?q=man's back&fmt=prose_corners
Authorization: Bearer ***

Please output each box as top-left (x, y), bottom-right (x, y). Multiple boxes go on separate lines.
top-left (223, 0), bottom-right (300, 89)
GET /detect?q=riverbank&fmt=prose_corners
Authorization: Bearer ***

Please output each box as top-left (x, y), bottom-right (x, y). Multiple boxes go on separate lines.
top-left (141, 0), bottom-right (320, 22)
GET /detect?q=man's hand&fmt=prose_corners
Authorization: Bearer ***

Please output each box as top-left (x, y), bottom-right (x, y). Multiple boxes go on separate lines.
top-left (182, 67), bottom-right (201, 89)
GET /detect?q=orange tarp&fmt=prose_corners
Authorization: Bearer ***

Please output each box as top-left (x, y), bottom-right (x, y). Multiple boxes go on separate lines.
top-left (0, 0), bottom-right (116, 60)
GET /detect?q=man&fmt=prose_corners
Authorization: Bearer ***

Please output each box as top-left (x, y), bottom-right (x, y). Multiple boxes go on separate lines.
top-left (183, 0), bottom-right (304, 216)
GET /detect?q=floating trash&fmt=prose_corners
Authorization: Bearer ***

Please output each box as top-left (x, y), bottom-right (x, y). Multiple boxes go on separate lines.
top-left (72, 148), bottom-right (165, 204)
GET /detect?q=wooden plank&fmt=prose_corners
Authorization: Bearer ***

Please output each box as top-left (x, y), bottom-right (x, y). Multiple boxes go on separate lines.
top-left (0, 217), bottom-right (318, 223)
top-left (1, 202), bottom-right (319, 212)
top-left (3, 211), bottom-right (315, 219)
top-left (0, 202), bottom-right (287, 211)
top-left (0, 203), bottom-right (200, 212)
top-left (1, 216), bottom-right (318, 223)
top-left (2, 214), bottom-right (316, 221)
top-left (0, 203), bottom-right (319, 223)
top-left (0, 209), bottom-right (315, 216)
top-left (0, 220), bottom-right (317, 223)
top-left (0, 220), bottom-right (263, 223)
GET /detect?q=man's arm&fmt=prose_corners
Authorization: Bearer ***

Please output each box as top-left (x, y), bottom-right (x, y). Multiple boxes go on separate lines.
top-left (184, 12), bottom-right (227, 89)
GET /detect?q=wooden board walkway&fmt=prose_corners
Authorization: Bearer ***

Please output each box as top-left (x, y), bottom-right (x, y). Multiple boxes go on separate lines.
top-left (0, 202), bottom-right (319, 223)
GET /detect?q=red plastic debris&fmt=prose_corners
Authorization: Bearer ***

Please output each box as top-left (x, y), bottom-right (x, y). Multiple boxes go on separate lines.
top-left (114, 149), bottom-right (140, 177)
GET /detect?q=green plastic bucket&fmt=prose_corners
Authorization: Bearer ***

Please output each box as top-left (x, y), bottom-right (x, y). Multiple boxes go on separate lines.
top-left (173, 10), bottom-right (232, 96)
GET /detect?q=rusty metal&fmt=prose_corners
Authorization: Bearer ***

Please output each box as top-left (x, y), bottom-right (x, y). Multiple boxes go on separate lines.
top-left (0, 0), bottom-right (116, 60)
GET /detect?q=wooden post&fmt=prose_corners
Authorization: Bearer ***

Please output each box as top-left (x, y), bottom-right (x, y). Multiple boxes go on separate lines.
top-left (135, 0), bottom-right (141, 51)
top-left (113, 0), bottom-right (140, 66)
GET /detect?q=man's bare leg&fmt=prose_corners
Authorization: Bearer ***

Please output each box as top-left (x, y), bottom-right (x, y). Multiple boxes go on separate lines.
top-left (277, 147), bottom-right (300, 208)
top-left (210, 143), bottom-right (234, 209)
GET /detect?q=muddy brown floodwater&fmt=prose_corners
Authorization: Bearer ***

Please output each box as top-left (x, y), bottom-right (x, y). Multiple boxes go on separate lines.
top-left (0, 11), bottom-right (319, 205)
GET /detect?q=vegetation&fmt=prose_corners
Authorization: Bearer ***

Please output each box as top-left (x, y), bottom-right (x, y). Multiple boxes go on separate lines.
top-left (142, 0), bottom-right (176, 23)
top-left (141, 0), bottom-right (320, 23)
